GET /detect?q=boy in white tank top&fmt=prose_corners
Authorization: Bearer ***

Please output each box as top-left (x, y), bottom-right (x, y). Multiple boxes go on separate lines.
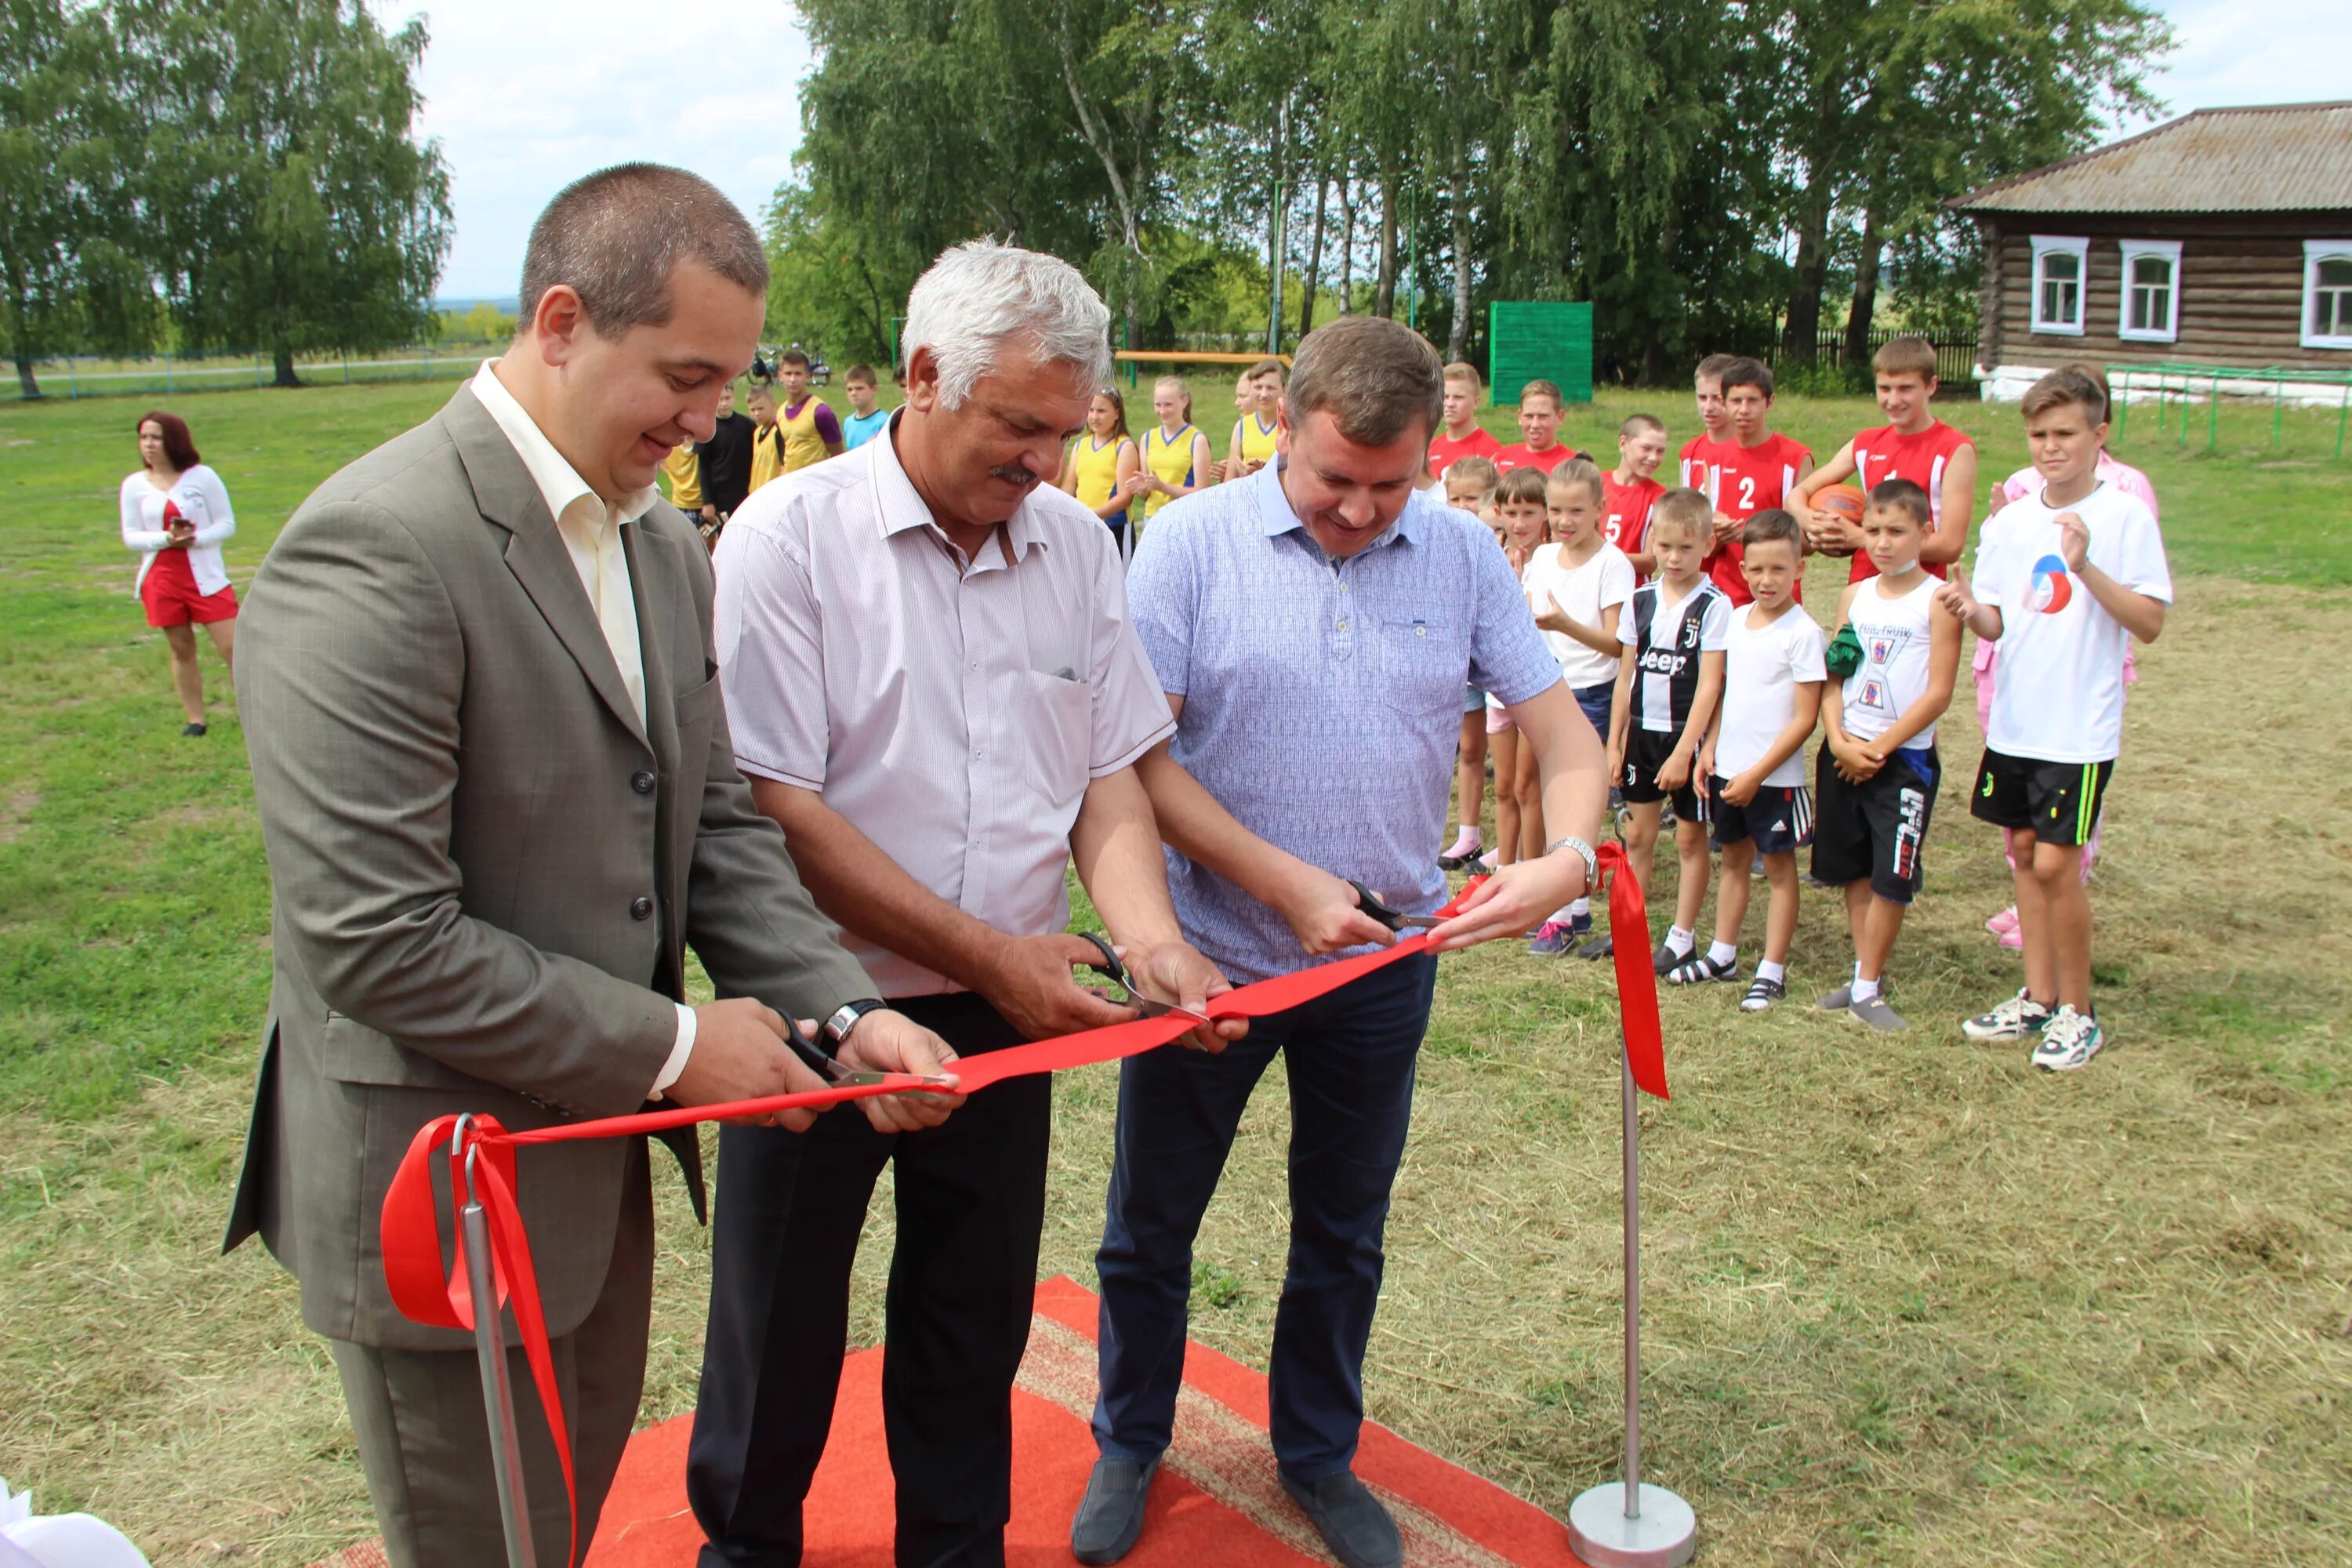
top-left (1811, 479), bottom-right (1962, 1031)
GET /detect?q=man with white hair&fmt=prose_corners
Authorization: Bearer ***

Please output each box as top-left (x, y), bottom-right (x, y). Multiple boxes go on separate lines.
top-left (688, 241), bottom-right (1241, 1568)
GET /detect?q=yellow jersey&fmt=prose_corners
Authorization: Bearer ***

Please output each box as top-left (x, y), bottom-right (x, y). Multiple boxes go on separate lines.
top-left (1235, 412), bottom-right (1279, 470)
top-left (1141, 423), bottom-right (1200, 517)
top-left (746, 423), bottom-right (784, 495)
top-left (778, 395), bottom-right (838, 474)
top-left (662, 443), bottom-right (702, 509)
top-left (1069, 434), bottom-right (1135, 518)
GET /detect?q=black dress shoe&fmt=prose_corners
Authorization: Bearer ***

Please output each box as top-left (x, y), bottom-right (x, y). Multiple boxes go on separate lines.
top-left (180, 720), bottom-right (207, 737)
top-left (1070, 1455), bottom-right (1159, 1566)
top-left (1279, 1468), bottom-right (1401, 1568)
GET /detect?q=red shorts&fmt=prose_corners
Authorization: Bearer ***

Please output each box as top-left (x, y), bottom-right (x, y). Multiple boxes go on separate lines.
top-left (142, 549), bottom-right (238, 627)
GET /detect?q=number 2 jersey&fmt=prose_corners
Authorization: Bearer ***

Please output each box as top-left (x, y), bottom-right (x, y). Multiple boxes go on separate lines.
top-left (1617, 579), bottom-right (1732, 735)
top-left (1704, 432), bottom-right (1813, 605)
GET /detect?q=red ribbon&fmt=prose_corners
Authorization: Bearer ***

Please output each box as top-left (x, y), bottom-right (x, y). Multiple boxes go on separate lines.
top-left (378, 868), bottom-right (1664, 1566)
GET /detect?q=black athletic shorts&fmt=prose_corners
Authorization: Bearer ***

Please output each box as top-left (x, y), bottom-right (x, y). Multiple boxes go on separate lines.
top-left (1621, 727), bottom-right (1703, 821)
top-left (1710, 780), bottom-right (1814, 855)
top-left (1810, 745), bottom-right (1939, 903)
top-left (1969, 749), bottom-right (2114, 848)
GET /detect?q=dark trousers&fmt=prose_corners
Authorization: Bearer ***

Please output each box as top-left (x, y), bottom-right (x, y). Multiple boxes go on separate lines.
top-left (1091, 953), bottom-right (1438, 1482)
top-left (688, 993), bottom-right (1051, 1568)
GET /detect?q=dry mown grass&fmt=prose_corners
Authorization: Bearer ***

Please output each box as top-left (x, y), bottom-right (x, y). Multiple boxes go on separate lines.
top-left (4, 571), bottom-right (2347, 1565)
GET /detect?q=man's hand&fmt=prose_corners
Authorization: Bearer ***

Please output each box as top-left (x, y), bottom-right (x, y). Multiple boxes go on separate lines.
top-left (1712, 510), bottom-right (1741, 543)
top-left (1120, 939), bottom-right (1249, 1054)
top-left (1425, 851), bottom-right (1590, 951)
top-left (1533, 591), bottom-right (1575, 637)
top-left (1933, 578), bottom-right (1976, 622)
top-left (670, 998), bottom-right (830, 1131)
top-left (1720, 768), bottom-right (1760, 808)
top-left (700, 503), bottom-right (718, 524)
top-left (1273, 861), bottom-right (1399, 958)
top-left (979, 932), bottom-right (1142, 1041)
top-left (833, 1009), bottom-right (967, 1133)
top-left (2056, 510), bottom-right (2091, 572)
top-left (1828, 733), bottom-right (1882, 784)
top-left (1656, 747), bottom-right (1693, 793)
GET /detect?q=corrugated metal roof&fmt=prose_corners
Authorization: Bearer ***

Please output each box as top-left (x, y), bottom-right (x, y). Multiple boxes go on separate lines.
top-left (1950, 101), bottom-right (2352, 214)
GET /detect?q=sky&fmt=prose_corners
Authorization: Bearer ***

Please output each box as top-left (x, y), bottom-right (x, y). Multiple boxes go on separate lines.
top-left (405, 0), bottom-right (2352, 303)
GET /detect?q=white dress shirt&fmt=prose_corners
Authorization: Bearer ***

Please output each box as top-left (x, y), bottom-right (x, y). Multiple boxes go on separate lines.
top-left (711, 416), bottom-right (1177, 997)
top-left (470, 361), bottom-right (698, 1096)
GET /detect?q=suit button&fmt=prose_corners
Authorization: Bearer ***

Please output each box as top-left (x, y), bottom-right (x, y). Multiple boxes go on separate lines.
top-left (630, 895), bottom-right (655, 920)
top-left (632, 770), bottom-right (657, 795)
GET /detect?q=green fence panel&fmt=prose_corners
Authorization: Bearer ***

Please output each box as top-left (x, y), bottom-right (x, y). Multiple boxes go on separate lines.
top-left (1486, 302), bottom-right (1594, 404)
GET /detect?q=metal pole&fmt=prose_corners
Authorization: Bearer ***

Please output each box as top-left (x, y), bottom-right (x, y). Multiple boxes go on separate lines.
top-left (458, 1134), bottom-right (539, 1568)
top-left (1567, 1038), bottom-right (1694, 1568)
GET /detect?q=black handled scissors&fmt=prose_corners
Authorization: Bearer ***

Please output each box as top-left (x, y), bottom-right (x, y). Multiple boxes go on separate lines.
top-left (783, 1020), bottom-right (956, 1090)
top-left (1349, 881), bottom-right (1446, 932)
top-left (1077, 932), bottom-right (1216, 1026)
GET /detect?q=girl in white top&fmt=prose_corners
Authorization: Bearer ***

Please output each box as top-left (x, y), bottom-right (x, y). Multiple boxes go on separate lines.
top-left (121, 411), bottom-right (238, 735)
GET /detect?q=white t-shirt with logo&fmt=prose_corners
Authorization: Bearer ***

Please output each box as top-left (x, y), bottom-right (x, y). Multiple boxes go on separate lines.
top-left (1971, 480), bottom-right (2171, 764)
top-left (1715, 603), bottom-right (1827, 786)
top-left (1841, 573), bottom-right (1943, 751)
top-left (1523, 541), bottom-right (1636, 688)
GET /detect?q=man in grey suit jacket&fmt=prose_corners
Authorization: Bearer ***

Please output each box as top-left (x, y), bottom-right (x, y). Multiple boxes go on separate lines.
top-left (226, 164), bottom-right (961, 1568)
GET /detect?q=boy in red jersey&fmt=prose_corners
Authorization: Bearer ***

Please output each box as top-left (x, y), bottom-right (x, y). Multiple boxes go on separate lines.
top-left (1704, 357), bottom-right (1813, 606)
top-left (1604, 412), bottom-right (1668, 574)
top-left (1428, 362), bottom-right (1504, 479)
top-left (1494, 379), bottom-right (1587, 474)
top-left (1791, 335), bottom-right (1976, 583)
top-left (1679, 354), bottom-right (1737, 488)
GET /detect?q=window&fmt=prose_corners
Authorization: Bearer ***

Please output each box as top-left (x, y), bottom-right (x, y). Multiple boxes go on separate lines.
top-left (2305, 241), bottom-right (2352, 350)
top-left (2030, 235), bottom-right (2089, 336)
top-left (2118, 239), bottom-right (2183, 343)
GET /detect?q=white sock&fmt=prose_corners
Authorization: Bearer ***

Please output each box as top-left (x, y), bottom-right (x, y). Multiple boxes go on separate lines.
top-left (1460, 821), bottom-right (1477, 836)
top-left (1546, 905), bottom-right (1577, 926)
top-left (1708, 940), bottom-right (1737, 967)
top-left (1757, 959), bottom-right (1787, 985)
top-left (1852, 974), bottom-right (1882, 1004)
top-left (1667, 926), bottom-right (1695, 957)
top-left (1569, 898), bottom-right (1590, 918)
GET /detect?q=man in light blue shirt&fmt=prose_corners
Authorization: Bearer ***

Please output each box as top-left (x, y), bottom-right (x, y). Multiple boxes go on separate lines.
top-left (1072, 317), bottom-right (1609, 1568)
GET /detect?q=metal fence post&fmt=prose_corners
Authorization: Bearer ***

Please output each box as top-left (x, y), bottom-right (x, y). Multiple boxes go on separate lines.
top-left (164, 354), bottom-right (173, 396)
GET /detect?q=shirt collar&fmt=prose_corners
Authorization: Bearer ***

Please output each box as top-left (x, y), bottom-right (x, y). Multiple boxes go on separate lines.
top-left (867, 410), bottom-right (1044, 568)
top-left (470, 361), bottom-right (659, 528)
top-left (1253, 457), bottom-right (1421, 552)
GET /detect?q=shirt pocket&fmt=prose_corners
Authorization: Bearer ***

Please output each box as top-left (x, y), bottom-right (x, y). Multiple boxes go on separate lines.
top-left (1016, 668), bottom-right (1094, 812)
top-left (1376, 614), bottom-right (1464, 720)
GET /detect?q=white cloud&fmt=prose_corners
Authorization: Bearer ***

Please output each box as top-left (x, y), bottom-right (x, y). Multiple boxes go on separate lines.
top-left (2122, 0), bottom-right (2350, 131)
top-left (401, 0), bottom-right (813, 299)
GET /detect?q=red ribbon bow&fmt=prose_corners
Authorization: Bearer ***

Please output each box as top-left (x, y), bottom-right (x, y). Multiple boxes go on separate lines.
top-left (379, 868), bottom-right (1664, 1565)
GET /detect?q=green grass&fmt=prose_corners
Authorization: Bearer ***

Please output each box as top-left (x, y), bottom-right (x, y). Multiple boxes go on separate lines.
top-left (2, 375), bottom-right (2349, 1566)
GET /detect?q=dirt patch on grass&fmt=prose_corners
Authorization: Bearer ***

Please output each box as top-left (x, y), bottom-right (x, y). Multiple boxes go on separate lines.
top-left (0, 788), bottom-right (35, 843)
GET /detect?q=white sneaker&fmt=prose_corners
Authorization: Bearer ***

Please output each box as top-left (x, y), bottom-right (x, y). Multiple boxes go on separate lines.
top-left (2030, 1006), bottom-right (2105, 1072)
top-left (1962, 988), bottom-right (2052, 1042)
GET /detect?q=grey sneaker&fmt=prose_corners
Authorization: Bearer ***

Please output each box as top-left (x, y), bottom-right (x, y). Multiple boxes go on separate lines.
top-left (2031, 1005), bottom-right (2106, 1071)
top-left (1071, 1455), bottom-right (1160, 1565)
top-left (1814, 983), bottom-right (1855, 1011)
top-left (1279, 1468), bottom-right (1402, 1568)
top-left (1962, 988), bottom-right (2052, 1041)
top-left (1849, 993), bottom-right (1908, 1031)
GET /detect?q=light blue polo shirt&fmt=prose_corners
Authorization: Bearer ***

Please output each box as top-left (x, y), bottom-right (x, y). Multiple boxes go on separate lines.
top-left (1127, 460), bottom-right (1561, 983)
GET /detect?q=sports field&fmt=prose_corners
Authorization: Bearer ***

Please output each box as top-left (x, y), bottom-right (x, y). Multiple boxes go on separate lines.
top-left (2, 375), bottom-right (2347, 1566)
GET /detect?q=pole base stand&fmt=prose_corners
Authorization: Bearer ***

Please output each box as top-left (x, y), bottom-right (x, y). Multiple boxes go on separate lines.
top-left (1568, 1483), bottom-right (1697, 1568)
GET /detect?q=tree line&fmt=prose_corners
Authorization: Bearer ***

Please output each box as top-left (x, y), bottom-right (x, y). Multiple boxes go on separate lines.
top-left (768, 0), bottom-right (2172, 381)
top-left (0, 0), bottom-right (450, 397)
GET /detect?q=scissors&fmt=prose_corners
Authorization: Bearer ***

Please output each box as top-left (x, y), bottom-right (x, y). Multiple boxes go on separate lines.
top-left (1349, 881), bottom-right (1446, 932)
top-left (1076, 932), bottom-right (1216, 1027)
top-left (784, 1020), bottom-right (956, 1090)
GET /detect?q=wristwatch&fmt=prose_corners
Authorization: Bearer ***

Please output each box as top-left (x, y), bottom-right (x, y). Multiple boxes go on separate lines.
top-left (818, 998), bottom-right (889, 1054)
top-left (1544, 836), bottom-right (1599, 893)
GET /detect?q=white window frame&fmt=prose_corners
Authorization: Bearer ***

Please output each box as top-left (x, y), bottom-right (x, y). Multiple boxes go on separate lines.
top-left (2303, 240), bottom-right (2352, 351)
top-left (2029, 234), bottom-right (2089, 336)
top-left (2117, 238), bottom-right (2183, 343)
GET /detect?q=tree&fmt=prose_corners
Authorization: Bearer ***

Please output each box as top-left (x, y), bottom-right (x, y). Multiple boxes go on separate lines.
top-left (123, 0), bottom-right (449, 386)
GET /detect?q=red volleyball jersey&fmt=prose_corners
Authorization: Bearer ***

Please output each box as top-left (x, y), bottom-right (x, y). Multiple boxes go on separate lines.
top-left (1844, 419), bottom-right (1975, 582)
top-left (1678, 433), bottom-right (1728, 490)
top-left (1600, 473), bottom-right (1665, 554)
top-left (1704, 432), bottom-right (1813, 605)
top-left (1429, 426), bottom-right (1503, 479)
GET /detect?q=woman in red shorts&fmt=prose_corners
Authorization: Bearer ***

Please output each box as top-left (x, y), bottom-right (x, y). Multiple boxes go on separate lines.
top-left (119, 411), bottom-right (238, 735)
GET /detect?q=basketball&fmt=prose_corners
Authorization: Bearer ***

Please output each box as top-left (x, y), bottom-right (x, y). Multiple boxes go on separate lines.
top-left (1814, 483), bottom-right (1867, 526)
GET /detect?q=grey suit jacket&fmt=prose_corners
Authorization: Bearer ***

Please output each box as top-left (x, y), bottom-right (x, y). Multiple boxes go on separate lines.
top-left (226, 383), bottom-right (873, 1350)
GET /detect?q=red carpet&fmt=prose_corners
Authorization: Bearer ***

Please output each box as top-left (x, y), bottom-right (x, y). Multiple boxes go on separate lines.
top-left (316, 1276), bottom-right (1584, 1567)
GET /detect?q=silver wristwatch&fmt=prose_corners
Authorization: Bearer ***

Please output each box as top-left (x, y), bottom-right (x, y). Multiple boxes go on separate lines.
top-left (1544, 836), bottom-right (1599, 892)
top-left (819, 998), bottom-right (888, 1054)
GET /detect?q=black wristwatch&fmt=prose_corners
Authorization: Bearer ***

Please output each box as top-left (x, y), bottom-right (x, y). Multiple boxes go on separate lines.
top-left (819, 998), bottom-right (889, 1054)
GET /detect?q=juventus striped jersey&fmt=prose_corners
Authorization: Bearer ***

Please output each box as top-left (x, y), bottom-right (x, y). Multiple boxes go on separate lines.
top-left (1617, 579), bottom-right (1732, 735)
